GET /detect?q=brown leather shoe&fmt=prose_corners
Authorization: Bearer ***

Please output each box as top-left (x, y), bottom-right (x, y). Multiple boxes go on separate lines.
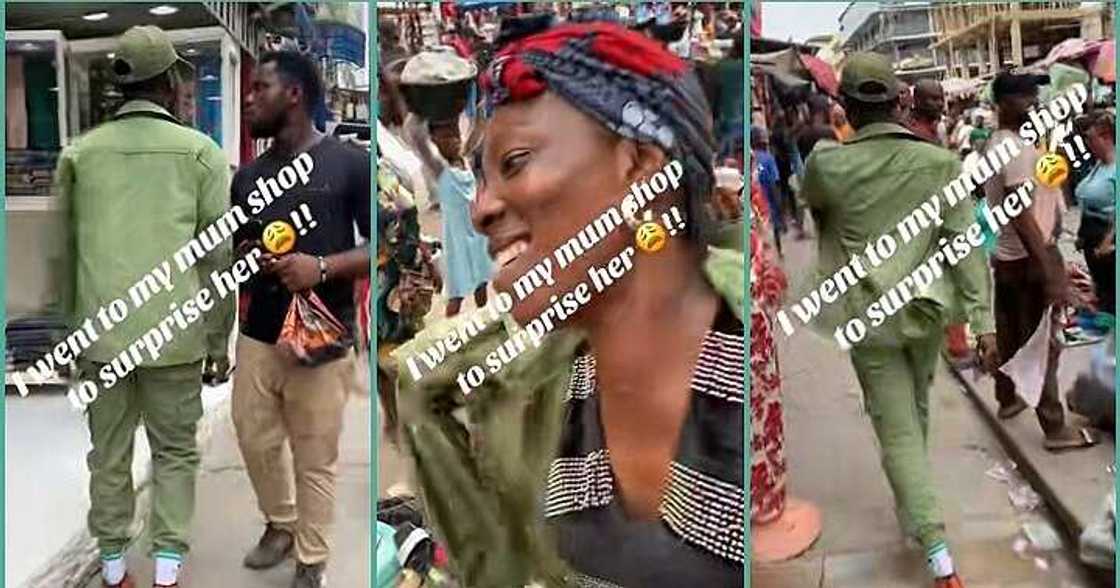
top-left (244, 523), bottom-right (294, 569)
top-left (103, 573), bottom-right (136, 588)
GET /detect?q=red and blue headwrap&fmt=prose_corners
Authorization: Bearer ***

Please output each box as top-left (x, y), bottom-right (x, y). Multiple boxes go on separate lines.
top-left (480, 22), bottom-right (717, 245)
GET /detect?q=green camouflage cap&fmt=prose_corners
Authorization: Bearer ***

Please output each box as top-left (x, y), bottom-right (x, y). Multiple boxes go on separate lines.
top-left (840, 51), bottom-right (899, 103)
top-left (112, 25), bottom-right (191, 84)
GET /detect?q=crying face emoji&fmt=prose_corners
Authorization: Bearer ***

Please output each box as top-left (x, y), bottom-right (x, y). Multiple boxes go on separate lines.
top-left (635, 221), bottom-right (668, 253)
top-left (262, 220), bottom-right (296, 254)
top-left (1035, 152), bottom-right (1069, 188)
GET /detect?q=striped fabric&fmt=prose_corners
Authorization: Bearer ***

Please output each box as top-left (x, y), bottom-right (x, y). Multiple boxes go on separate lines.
top-left (572, 574), bottom-right (627, 588)
top-left (691, 331), bottom-right (746, 405)
top-left (545, 450), bottom-right (615, 518)
top-left (661, 461), bottom-right (745, 562)
top-left (545, 305), bottom-right (745, 583)
top-left (564, 354), bottom-right (597, 402)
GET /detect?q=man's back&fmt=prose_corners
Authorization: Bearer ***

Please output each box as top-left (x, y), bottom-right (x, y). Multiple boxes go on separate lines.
top-left (805, 122), bottom-right (958, 242)
top-left (59, 99), bottom-right (231, 365)
top-left (801, 122), bottom-right (966, 335)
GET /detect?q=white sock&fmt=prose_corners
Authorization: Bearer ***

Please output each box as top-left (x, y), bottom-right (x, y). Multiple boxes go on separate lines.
top-left (102, 555), bottom-right (126, 585)
top-left (154, 554), bottom-right (182, 586)
top-left (927, 542), bottom-right (955, 578)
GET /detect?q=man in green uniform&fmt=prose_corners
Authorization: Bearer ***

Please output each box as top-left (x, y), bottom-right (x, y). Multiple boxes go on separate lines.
top-left (801, 52), bottom-right (997, 588)
top-left (57, 26), bottom-right (233, 588)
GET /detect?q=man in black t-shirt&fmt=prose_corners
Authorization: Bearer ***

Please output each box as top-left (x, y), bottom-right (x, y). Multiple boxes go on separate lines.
top-left (230, 51), bottom-right (369, 588)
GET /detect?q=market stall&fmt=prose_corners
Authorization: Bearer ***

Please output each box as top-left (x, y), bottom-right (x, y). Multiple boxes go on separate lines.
top-left (6, 8), bottom-right (252, 387)
top-left (67, 27), bottom-right (243, 163)
top-left (6, 31), bottom-right (68, 317)
top-left (750, 47), bottom-right (817, 128)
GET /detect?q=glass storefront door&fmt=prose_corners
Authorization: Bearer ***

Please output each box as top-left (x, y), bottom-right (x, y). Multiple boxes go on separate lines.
top-left (67, 27), bottom-right (240, 165)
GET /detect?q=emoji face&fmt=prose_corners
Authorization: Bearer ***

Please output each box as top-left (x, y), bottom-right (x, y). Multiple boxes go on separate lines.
top-left (1034, 152), bottom-right (1069, 188)
top-left (635, 221), bottom-right (668, 253)
top-left (262, 220), bottom-right (296, 254)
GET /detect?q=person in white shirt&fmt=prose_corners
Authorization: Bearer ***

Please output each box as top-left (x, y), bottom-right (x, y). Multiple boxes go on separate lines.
top-left (982, 71), bottom-right (1095, 452)
top-left (953, 113), bottom-right (983, 155)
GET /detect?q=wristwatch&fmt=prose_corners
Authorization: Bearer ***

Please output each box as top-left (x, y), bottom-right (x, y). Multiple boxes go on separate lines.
top-left (317, 255), bottom-right (328, 284)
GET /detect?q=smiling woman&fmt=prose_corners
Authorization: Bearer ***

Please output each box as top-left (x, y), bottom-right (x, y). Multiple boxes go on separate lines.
top-left (391, 17), bottom-right (745, 588)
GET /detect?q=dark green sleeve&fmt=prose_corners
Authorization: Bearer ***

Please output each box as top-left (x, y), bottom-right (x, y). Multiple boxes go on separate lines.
top-left (55, 148), bottom-right (77, 323)
top-left (394, 317), bottom-right (583, 587)
top-left (940, 158), bottom-right (996, 335)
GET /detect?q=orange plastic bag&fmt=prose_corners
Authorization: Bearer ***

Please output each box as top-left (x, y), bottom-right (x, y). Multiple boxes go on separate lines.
top-left (277, 291), bottom-right (353, 366)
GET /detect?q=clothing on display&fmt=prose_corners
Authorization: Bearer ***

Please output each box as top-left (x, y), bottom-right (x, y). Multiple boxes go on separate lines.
top-left (6, 52), bottom-right (61, 195)
top-left (6, 150), bottom-right (59, 197)
top-left (25, 57), bottom-right (60, 151)
top-left (191, 55), bottom-right (223, 146)
top-left (6, 316), bottom-right (68, 372)
top-left (6, 54), bottom-right (28, 149)
top-left (75, 51), bottom-right (222, 146)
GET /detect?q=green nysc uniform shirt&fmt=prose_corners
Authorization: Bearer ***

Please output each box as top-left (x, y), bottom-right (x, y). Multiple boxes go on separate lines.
top-left (57, 100), bottom-right (234, 372)
top-left (799, 122), bottom-right (995, 346)
top-left (390, 247), bottom-right (745, 588)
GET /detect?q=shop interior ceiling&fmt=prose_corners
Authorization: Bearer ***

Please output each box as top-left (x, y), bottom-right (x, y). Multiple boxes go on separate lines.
top-left (7, 3), bottom-right (216, 39)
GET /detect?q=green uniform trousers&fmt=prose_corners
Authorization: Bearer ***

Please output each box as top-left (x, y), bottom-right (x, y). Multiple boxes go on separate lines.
top-left (849, 331), bottom-right (946, 552)
top-left (82, 360), bottom-right (204, 558)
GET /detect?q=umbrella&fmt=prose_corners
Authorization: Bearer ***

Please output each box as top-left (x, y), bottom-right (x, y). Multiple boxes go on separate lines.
top-left (752, 48), bottom-right (802, 71)
top-left (1091, 42), bottom-right (1115, 82)
top-left (752, 49), bottom-right (813, 96)
top-left (798, 53), bottom-right (838, 97)
top-left (1043, 38), bottom-right (1097, 66)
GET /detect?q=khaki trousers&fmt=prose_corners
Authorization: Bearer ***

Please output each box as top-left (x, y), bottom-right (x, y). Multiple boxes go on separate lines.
top-left (231, 335), bottom-right (354, 564)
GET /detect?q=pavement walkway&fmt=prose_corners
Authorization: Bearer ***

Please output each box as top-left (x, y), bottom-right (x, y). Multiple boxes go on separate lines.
top-left (7, 381), bottom-right (230, 588)
top-left (73, 374), bottom-right (371, 588)
top-left (948, 345), bottom-right (1114, 545)
top-left (944, 205), bottom-right (1115, 553)
top-left (753, 230), bottom-right (1103, 587)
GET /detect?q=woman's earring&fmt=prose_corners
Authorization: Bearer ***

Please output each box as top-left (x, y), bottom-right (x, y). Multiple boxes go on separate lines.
top-left (634, 210), bottom-right (668, 254)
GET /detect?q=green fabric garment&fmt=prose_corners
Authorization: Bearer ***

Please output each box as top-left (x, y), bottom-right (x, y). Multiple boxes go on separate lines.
top-left (82, 359), bottom-right (204, 557)
top-left (392, 247), bottom-right (745, 588)
top-left (714, 58), bottom-right (745, 129)
top-left (1046, 63), bottom-right (1091, 103)
top-left (24, 57), bottom-right (60, 150)
top-left (711, 219), bottom-right (745, 252)
top-left (57, 100), bottom-right (234, 366)
top-left (849, 331), bottom-right (946, 551)
top-left (800, 122), bottom-right (995, 347)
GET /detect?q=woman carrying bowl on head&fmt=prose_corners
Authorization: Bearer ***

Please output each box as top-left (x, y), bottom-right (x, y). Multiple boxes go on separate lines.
top-left (392, 19), bottom-right (744, 588)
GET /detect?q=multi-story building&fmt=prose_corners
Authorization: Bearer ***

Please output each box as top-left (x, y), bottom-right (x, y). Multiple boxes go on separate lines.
top-left (839, 1), bottom-right (946, 82)
top-left (930, 1), bottom-right (1111, 80)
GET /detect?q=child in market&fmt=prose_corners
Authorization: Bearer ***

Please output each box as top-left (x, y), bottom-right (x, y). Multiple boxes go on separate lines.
top-left (409, 117), bottom-right (491, 317)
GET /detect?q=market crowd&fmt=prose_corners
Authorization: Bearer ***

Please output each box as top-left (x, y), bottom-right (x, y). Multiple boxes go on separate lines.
top-left (750, 42), bottom-right (1115, 587)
